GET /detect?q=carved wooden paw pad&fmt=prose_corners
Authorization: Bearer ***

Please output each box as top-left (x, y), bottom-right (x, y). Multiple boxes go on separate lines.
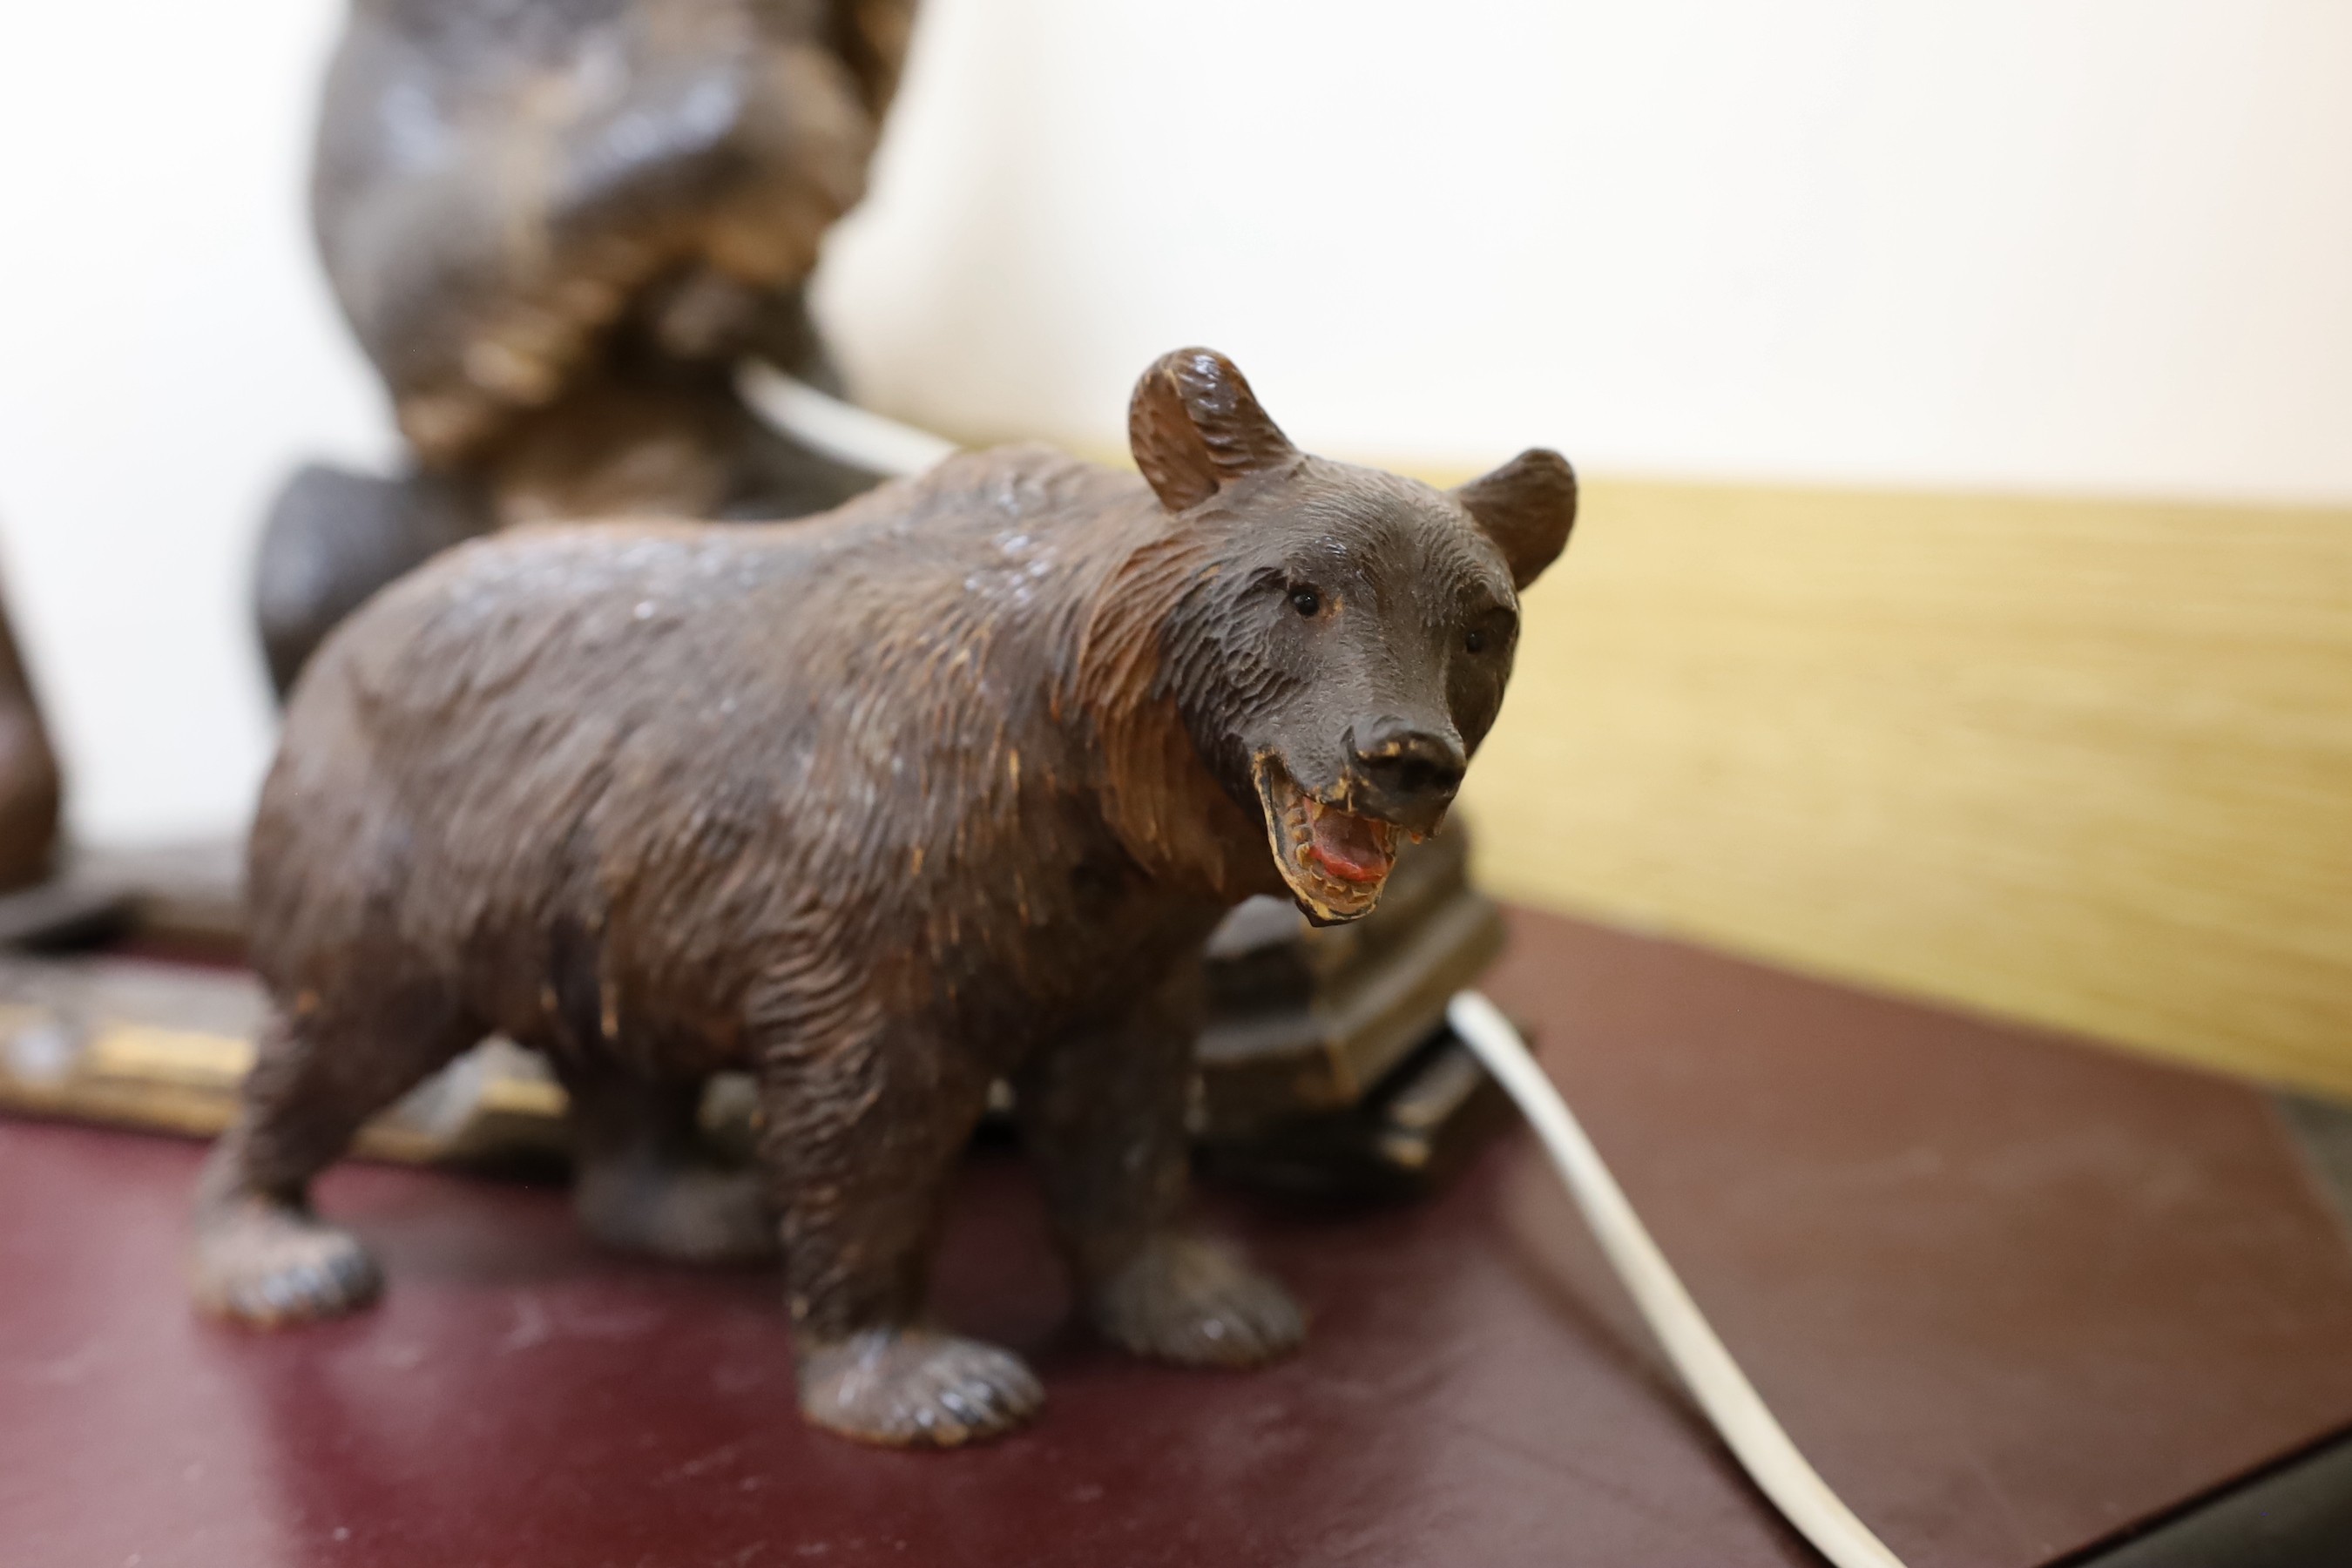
top-left (1090, 1232), bottom-right (1306, 1369)
top-left (796, 1328), bottom-right (1044, 1448)
top-left (191, 1199), bottom-right (382, 1328)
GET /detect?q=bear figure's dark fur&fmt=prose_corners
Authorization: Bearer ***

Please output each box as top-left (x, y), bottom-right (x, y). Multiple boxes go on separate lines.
top-left (192, 348), bottom-right (1577, 1447)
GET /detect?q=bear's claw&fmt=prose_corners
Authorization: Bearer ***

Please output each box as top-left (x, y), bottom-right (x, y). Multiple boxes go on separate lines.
top-left (1088, 1232), bottom-right (1306, 1369)
top-left (796, 1328), bottom-right (1044, 1447)
top-left (191, 1196), bottom-right (382, 1327)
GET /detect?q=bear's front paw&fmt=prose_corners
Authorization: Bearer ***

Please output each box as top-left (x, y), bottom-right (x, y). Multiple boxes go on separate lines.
top-left (1087, 1232), bottom-right (1305, 1369)
top-left (191, 1194), bottom-right (382, 1328)
top-left (795, 1328), bottom-right (1043, 1448)
top-left (576, 1154), bottom-right (777, 1266)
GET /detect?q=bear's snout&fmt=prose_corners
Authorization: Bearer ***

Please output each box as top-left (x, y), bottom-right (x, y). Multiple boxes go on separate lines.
top-left (1342, 719), bottom-right (1465, 832)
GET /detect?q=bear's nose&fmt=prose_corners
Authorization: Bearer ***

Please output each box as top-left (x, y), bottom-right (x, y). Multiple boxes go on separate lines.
top-left (1347, 720), bottom-right (1466, 818)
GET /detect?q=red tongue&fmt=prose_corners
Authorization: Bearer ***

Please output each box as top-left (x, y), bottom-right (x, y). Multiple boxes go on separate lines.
top-left (1308, 809), bottom-right (1390, 883)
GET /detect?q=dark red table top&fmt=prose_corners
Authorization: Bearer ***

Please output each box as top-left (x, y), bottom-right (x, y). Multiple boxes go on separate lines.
top-left (6, 909), bottom-right (2352, 1568)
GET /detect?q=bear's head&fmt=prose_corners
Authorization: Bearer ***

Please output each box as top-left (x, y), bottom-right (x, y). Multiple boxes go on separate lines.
top-left (1128, 348), bottom-right (1576, 923)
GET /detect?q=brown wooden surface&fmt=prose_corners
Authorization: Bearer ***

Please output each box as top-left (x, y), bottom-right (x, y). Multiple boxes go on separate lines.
top-left (4, 908), bottom-right (2351, 1567)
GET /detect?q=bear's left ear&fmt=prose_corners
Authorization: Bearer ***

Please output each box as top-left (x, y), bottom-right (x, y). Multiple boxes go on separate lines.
top-left (1128, 348), bottom-right (1299, 512)
top-left (1454, 449), bottom-right (1578, 590)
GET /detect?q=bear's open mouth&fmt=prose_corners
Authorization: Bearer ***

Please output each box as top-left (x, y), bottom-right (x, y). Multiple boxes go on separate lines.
top-left (1251, 755), bottom-right (1400, 923)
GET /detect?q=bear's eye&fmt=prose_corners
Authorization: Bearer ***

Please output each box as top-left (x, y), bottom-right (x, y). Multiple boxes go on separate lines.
top-left (1289, 586), bottom-right (1322, 618)
top-left (1464, 628), bottom-right (1487, 655)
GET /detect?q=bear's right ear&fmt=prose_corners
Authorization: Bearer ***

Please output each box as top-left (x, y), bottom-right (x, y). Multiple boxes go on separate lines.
top-left (1128, 348), bottom-right (1299, 512)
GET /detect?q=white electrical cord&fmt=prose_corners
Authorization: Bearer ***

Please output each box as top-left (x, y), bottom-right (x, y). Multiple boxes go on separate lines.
top-left (737, 360), bottom-right (959, 478)
top-left (733, 372), bottom-right (1905, 1565)
top-left (1447, 990), bottom-right (1907, 1568)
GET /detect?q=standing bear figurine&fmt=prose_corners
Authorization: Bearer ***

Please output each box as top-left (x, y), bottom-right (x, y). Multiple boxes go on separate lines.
top-left (193, 348), bottom-right (1578, 1446)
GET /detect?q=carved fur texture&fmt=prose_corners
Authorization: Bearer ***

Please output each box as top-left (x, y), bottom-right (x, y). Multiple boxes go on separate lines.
top-left (195, 348), bottom-right (1576, 1447)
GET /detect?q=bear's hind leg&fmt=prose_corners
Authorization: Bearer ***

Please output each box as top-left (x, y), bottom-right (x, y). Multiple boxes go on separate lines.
top-left (192, 1000), bottom-right (474, 1326)
top-left (558, 1059), bottom-right (776, 1265)
top-left (755, 1012), bottom-right (1040, 1447)
top-left (1017, 959), bottom-right (1305, 1369)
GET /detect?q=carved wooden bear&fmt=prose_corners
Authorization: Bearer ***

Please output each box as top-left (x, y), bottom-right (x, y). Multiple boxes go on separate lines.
top-left (259, 0), bottom-right (919, 693)
top-left (193, 348), bottom-right (1577, 1446)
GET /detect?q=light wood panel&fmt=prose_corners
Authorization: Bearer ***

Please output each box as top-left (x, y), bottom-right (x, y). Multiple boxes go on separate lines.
top-left (1454, 476), bottom-right (2352, 1098)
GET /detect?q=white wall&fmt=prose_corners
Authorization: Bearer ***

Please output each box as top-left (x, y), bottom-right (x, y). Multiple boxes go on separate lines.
top-left (2, 0), bottom-right (2349, 845)
top-left (826, 0), bottom-right (2352, 494)
top-left (0, 1), bottom-right (382, 846)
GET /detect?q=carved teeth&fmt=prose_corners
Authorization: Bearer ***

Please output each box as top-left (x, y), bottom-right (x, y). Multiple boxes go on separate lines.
top-left (1254, 756), bottom-right (1393, 922)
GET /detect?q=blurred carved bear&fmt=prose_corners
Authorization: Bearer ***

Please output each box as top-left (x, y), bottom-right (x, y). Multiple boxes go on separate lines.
top-left (260, 0), bottom-right (918, 691)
